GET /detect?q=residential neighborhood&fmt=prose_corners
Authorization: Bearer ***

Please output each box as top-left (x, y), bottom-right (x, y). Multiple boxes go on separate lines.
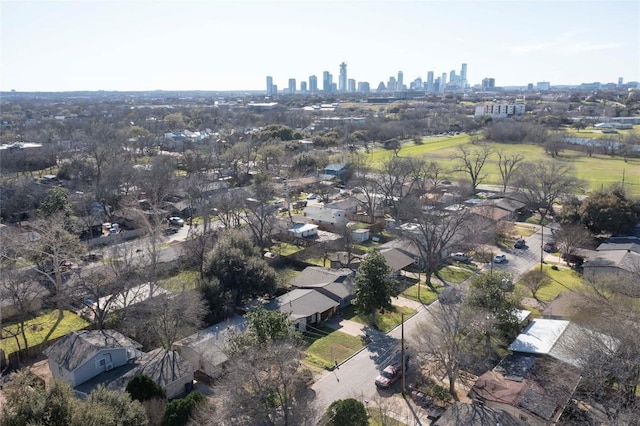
top-left (2, 58), bottom-right (640, 426)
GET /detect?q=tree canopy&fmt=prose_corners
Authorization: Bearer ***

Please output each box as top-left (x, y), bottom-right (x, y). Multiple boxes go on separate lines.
top-left (325, 398), bottom-right (368, 426)
top-left (580, 186), bottom-right (639, 235)
top-left (203, 229), bottom-right (278, 306)
top-left (352, 250), bottom-right (395, 327)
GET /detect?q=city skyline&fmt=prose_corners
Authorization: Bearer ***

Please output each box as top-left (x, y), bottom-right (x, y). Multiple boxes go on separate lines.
top-left (1, 0), bottom-right (638, 92)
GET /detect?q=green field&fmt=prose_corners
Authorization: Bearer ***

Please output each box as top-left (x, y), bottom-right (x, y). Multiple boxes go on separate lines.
top-left (401, 283), bottom-right (440, 305)
top-left (366, 135), bottom-right (640, 196)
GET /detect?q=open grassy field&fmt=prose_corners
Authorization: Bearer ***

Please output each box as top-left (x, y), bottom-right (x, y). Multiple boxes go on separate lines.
top-left (159, 269), bottom-right (200, 292)
top-left (366, 136), bottom-right (640, 196)
top-left (0, 310), bottom-right (90, 359)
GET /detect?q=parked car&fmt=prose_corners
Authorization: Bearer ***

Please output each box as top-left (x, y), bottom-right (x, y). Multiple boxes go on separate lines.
top-left (163, 227), bottom-right (179, 235)
top-left (514, 239), bottom-right (526, 249)
top-left (306, 193), bottom-right (318, 200)
top-left (375, 361), bottom-right (404, 389)
top-left (543, 241), bottom-right (556, 252)
top-left (450, 252), bottom-right (469, 262)
top-left (168, 216), bottom-right (184, 227)
top-left (81, 253), bottom-right (103, 262)
top-left (493, 254), bottom-right (507, 264)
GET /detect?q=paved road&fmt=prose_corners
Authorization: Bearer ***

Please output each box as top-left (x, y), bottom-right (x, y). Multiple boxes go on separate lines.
top-left (311, 223), bottom-right (552, 424)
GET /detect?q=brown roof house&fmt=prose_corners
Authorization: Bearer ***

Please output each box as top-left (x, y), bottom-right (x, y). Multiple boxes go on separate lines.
top-left (434, 402), bottom-right (520, 426)
top-left (470, 353), bottom-right (581, 426)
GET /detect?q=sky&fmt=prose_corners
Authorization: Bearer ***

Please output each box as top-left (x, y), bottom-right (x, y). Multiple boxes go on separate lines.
top-left (1, 0), bottom-right (639, 92)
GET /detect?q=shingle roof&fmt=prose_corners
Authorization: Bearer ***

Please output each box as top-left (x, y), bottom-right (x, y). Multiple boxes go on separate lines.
top-left (267, 289), bottom-right (338, 319)
top-left (379, 248), bottom-right (415, 272)
top-left (109, 349), bottom-right (194, 390)
top-left (44, 330), bottom-right (142, 372)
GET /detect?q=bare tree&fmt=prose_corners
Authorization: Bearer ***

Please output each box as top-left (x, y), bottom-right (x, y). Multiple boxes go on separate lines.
top-left (10, 214), bottom-right (85, 321)
top-left (496, 150), bottom-right (524, 192)
top-left (192, 341), bottom-right (315, 426)
top-left (519, 269), bottom-right (552, 300)
top-left (412, 299), bottom-right (489, 399)
top-left (553, 224), bottom-right (592, 261)
top-left (400, 207), bottom-right (470, 289)
top-left (514, 160), bottom-right (585, 223)
top-left (377, 155), bottom-right (423, 218)
top-left (452, 144), bottom-right (491, 194)
top-left (0, 271), bottom-right (45, 360)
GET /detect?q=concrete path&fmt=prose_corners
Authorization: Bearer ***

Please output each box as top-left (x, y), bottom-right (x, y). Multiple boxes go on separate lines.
top-left (323, 316), bottom-right (366, 337)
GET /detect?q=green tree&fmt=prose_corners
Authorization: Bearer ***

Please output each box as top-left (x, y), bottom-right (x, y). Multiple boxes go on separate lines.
top-left (162, 392), bottom-right (205, 426)
top-left (125, 374), bottom-right (166, 402)
top-left (466, 272), bottom-right (522, 340)
top-left (325, 398), bottom-right (368, 426)
top-left (76, 385), bottom-right (148, 426)
top-left (227, 308), bottom-right (300, 354)
top-left (203, 230), bottom-right (278, 306)
top-left (352, 250), bottom-right (395, 327)
top-left (580, 186), bottom-right (639, 235)
top-left (38, 186), bottom-right (71, 219)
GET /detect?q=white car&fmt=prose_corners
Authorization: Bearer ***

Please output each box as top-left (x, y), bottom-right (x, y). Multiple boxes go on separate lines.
top-left (450, 252), bottom-right (469, 262)
top-left (493, 254), bottom-right (507, 264)
top-left (168, 216), bottom-right (185, 227)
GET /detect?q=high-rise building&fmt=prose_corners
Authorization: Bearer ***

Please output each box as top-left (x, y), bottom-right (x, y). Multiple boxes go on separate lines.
top-left (288, 78), bottom-right (296, 94)
top-left (434, 77), bottom-right (441, 93)
top-left (426, 71), bottom-right (434, 92)
top-left (323, 71), bottom-right (333, 93)
top-left (397, 71), bottom-right (404, 91)
top-left (309, 75), bottom-right (318, 93)
top-left (348, 78), bottom-right (356, 92)
top-left (388, 76), bottom-right (397, 91)
top-left (300, 81), bottom-right (307, 93)
top-left (450, 70), bottom-right (457, 86)
top-left (357, 81), bottom-right (370, 93)
top-left (481, 78), bottom-right (495, 91)
top-left (441, 73), bottom-right (447, 92)
top-left (460, 63), bottom-right (468, 88)
top-left (271, 84), bottom-right (278, 95)
top-left (339, 62), bottom-right (347, 92)
top-left (536, 81), bottom-right (551, 91)
top-left (266, 76), bottom-right (273, 96)
top-left (618, 77), bottom-right (624, 87)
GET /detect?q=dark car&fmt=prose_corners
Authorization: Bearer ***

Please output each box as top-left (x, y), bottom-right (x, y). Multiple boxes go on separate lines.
top-left (514, 239), bottom-right (526, 249)
top-left (543, 241), bottom-right (556, 252)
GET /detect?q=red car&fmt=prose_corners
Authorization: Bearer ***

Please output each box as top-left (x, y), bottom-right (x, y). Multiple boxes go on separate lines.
top-left (375, 361), bottom-right (403, 389)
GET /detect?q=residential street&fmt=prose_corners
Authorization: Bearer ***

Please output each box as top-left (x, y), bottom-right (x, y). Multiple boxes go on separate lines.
top-left (311, 223), bottom-right (550, 424)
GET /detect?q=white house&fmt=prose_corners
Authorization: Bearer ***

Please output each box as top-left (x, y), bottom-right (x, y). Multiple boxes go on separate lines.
top-left (44, 330), bottom-right (143, 387)
top-left (288, 223), bottom-right (319, 238)
top-left (303, 206), bottom-right (347, 226)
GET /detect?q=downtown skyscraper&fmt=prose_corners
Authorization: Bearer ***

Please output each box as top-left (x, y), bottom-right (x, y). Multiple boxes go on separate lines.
top-left (339, 62), bottom-right (347, 92)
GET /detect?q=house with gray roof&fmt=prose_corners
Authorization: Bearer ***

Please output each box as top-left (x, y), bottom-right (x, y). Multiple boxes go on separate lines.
top-left (291, 266), bottom-right (354, 308)
top-left (174, 315), bottom-right (247, 380)
top-left (266, 288), bottom-right (339, 332)
top-left (44, 329), bottom-right (142, 387)
top-left (583, 240), bottom-right (640, 276)
top-left (379, 248), bottom-right (415, 277)
top-left (108, 348), bottom-right (195, 399)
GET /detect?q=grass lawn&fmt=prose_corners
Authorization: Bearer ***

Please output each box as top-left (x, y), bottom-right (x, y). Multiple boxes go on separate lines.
top-left (366, 137), bottom-right (640, 196)
top-left (401, 283), bottom-right (440, 305)
top-left (0, 310), bottom-right (90, 358)
top-left (159, 269), bottom-right (200, 292)
top-left (436, 265), bottom-right (474, 284)
top-left (516, 264), bottom-right (584, 303)
top-left (368, 409), bottom-right (407, 426)
top-left (513, 223), bottom-right (538, 237)
top-left (304, 326), bottom-right (364, 370)
top-left (350, 305), bottom-right (417, 333)
top-left (271, 241), bottom-right (304, 256)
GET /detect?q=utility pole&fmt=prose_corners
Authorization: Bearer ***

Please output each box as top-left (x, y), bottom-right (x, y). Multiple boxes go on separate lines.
top-left (540, 224), bottom-right (544, 272)
top-left (401, 313), bottom-right (406, 395)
